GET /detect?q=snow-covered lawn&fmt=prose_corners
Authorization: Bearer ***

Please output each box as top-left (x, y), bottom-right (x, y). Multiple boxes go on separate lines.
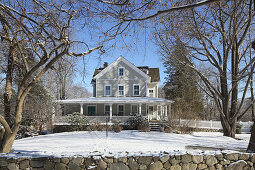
top-left (3, 131), bottom-right (250, 158)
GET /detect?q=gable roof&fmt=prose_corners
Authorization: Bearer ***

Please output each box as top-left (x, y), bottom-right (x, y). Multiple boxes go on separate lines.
top-left (93, 56), bottom-right (149, 80)
top-left (92, 56), bottom-right (160, 83)
top-left (136, 67), bottom-right (160, 82)
top-left (149, 68), bottom-right (160, 82)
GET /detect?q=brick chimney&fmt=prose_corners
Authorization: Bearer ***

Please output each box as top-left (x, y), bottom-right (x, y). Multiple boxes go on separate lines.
top-left (103, 62), bottom-right (108, 68)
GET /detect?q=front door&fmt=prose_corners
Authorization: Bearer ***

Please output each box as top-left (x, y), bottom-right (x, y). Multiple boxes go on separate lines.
top-left (87, 106), bottom-right (96, 116)
top-left (148, 105), bottom-right (155, 120)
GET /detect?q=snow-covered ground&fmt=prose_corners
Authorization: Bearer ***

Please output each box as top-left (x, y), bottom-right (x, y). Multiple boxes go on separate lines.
top-left (1, 131), bottom-right (250, 158)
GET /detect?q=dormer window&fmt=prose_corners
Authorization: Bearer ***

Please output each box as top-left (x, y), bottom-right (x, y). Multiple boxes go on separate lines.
top-left (149, 89), bottom-right (154, 97)
top-left (133, 84), bottom-right (140, 96)
top-left (119, 67), bottom-right (124, 76)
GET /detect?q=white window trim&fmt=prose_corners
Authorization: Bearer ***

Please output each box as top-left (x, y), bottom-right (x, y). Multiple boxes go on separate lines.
top-left (117, 104), bottom-right (125, 115)
top-left (131, 104), bottom-right (138, 114)
top-left (104, 84), bottom-right (112, 96)
top-left (87, 105), bottom-right (97, 116)
top-left (148, 88), bottom-right (154, 97)
top-left (118, 67), bottom-right (125, 77)
top-left (133, 84), bottom-right (140, 96)
top-left (118, 84), bottom-right (125, 96)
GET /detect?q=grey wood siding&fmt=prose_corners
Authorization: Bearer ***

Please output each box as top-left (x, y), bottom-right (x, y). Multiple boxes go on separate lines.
top-left (96, 60), bottom-right (148, 97)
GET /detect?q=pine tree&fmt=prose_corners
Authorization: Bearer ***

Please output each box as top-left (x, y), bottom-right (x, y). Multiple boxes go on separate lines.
top-left (162, 39), bottom-right (204, 119)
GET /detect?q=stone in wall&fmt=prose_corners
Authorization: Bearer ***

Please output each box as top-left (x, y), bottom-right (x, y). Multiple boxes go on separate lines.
top-left (225, 153), bottom-right (239, 161)
top-left (160, 155), bottom-right (169, 163)
top-left (226, 160), bottom-right (247, 170)
top-left (192, 155), bottom-right (203, 164)
top-left (137, 156), bottom-right (152, 165)
top-left (148, 161), bottom-right (163, 170)
top-left (181, 154), bottom-right (192, 164)
top-left (128, 158), bottom-right (139, 170)
top-left (109, 162), bottom-right (129, 170)
top-left (206, 155), bottom-right (218, 166)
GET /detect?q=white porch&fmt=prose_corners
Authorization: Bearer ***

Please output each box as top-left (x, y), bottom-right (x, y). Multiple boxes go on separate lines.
top-left (54, 97), bottom-right (173, 124)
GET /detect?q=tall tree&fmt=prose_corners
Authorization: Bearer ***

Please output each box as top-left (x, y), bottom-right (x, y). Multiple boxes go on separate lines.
top-left (162, 39), bottom-right (204, 120)
top-left (0, 0), bottom-right (102, 153)
top-left (155, 0), bottom-right (254, 138)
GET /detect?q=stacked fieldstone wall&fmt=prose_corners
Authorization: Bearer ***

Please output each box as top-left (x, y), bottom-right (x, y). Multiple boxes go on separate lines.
top-left (0, 152), bottom-right (255, 170)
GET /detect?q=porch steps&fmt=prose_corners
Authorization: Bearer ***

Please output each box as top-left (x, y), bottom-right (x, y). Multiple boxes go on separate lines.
top-left (149, 122), bottom-right (162, 131)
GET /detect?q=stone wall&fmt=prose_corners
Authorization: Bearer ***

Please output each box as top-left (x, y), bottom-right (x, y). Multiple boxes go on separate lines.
top-left (0, 152), bottom-right (255, 170)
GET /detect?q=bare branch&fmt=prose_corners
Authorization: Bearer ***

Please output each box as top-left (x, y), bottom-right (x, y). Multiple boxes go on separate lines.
top-left (97, 0), bottom-right (129, 6)
top-left (124, 0), bottom-right (220, 21)
top-left (68, 46), bottom-right (103, 57)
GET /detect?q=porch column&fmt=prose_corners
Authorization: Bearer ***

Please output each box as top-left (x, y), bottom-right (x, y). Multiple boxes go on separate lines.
top-left (165, 106), bottom-right (167, 117)
top-left (146, 104), bottom-right (149, 120)
top-left (139, 104), bottom-right (142, 115)
top-left (160, 105), bottom-right (163, 117)
top-left (80, 104), bottom-right (83, 114)
top-left (109, 104), bottom-right (112, 121)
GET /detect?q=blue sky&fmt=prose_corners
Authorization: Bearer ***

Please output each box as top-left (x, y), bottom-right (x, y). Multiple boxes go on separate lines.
top-left (72, 23), bottom-right (167, 93)
top-left (75, 41), bottom-right (167, 93)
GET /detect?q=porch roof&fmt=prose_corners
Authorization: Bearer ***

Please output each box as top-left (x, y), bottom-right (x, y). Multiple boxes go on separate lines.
top-left (57, 97), bottom-right (174, 105)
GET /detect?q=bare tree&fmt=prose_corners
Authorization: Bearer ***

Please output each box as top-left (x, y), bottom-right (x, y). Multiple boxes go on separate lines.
top-left (53, 55), bottom-right (77, 100)
top-left (155, 0), bottom-right (254, 138)
top-left (0, 0), bottom-right (102, 153)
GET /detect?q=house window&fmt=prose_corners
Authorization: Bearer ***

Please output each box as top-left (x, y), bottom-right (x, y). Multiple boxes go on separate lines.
top-left (118, 85), bottom-right (124, 96)
top-left (149, 89), bottom-right (154, 97)
top-left (87, 106), bottom-right (96, 116)
top-left (131, 104), bottom-right (138, 114)
top-left (104, 85), bottom-right (112, 96)
top-left (119, 67), bottom-right (124, 76)
top-left (133, 84), bottom-right (140, 96)
top-left (118, 105), bottom-right (124, 116)
top-left (105, 105), bottom-right (110, 115)
top-left (149, 106), bottom-right (154, 112)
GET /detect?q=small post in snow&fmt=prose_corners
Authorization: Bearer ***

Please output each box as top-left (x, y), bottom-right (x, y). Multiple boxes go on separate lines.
top-left (106, 116), bottom-right (108, 138)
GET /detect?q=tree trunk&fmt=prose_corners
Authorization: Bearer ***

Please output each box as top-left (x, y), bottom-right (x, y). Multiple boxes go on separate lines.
top-left (248, 62), bottom-right (255, 152)
top-left (250, 72), bottom-right (254, 120)
top-left (220, 115), bottom-right (236, 138)
top-left (60, 82), bottom-right (66, 115)
top-left (4, 45), bottom-right (15, 125)
top-left (0, 96), bottom-right (25, 153)
top-left (0, 133), bottom-right (15, 153)
top-left (247, 123), bottom-right (255, 152)
top-left (222, 124), bottom-right (236, 138)
top-left (4, 93), bottom-right (11, 125)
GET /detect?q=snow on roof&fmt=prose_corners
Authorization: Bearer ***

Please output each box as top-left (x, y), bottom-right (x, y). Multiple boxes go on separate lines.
top-left (57, 97), bottom-right (174, 104)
